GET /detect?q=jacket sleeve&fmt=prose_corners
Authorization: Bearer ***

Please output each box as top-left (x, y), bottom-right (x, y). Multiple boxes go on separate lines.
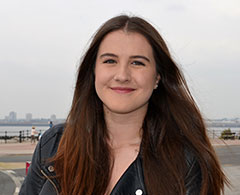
top-left (184, 150), bottom-right (202, 195)
top-left (19, 140), bottom-right (46, 195)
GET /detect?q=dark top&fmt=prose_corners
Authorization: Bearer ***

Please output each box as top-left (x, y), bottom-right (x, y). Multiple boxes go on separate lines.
top-left (19, 124), bottom-right (202, 195)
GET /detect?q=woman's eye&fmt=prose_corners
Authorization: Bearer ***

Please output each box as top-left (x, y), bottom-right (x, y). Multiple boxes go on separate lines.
top-left (103, 59), bottom-right (116, 64)
top-left (132, 61), bottom-right (145, 66)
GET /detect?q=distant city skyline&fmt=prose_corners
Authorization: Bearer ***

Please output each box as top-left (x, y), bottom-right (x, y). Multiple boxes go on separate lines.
top-left (1, 111), bottom-right (60, 121)
top-left (1, 111), bottom-right (239, 121)
top-left (0, 0), bottom-right (239, 120)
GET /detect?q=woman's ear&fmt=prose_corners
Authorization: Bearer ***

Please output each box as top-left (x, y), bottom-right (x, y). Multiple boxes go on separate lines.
top-left (154, 74), bottom-right (161, 89)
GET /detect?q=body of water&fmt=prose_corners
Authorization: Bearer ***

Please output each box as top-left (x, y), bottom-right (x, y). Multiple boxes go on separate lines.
top-left (0, 125), bottom-right (50, 136)
top-left (0, 125), bottom-right (239, 138)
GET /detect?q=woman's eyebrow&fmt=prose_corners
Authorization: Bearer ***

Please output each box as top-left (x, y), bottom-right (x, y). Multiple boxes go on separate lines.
top-left (130, 55), bottom-right (150, 62)
top-left (99, 53), bottom-right (118, 58)
top-left (99, 53), bottom-right (150, 62)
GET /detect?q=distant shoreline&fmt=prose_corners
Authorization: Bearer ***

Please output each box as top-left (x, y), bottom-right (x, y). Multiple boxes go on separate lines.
top-left (206, 123), bottom-right (240, 128)
top-left (0, 119), bottom-right (65, 127)
top-left (0, 122), bottom-right (239, 127)
top-left (0, 123), bottom-right (50, 127)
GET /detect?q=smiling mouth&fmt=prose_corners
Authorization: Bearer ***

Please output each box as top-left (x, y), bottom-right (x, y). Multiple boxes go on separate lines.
top-left (111, 87), bottom-right (136, 94)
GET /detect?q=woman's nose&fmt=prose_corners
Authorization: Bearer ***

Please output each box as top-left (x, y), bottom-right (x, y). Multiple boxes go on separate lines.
top-left (113, 64), bottom-right (131, 82)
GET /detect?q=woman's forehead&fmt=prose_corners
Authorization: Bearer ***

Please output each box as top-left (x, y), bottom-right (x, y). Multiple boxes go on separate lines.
top-left (97, 30), bottom-right (154, 58)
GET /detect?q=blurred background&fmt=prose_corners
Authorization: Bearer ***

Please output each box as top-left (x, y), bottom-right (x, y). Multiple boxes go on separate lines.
top-left (0, 0), bottom-right (239, 121)
top-left (0, 2), bottom-right (239, 194)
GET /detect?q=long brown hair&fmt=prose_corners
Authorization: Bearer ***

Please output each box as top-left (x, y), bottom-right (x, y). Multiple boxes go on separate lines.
top-left (53, 15), bottom-right (228, 194)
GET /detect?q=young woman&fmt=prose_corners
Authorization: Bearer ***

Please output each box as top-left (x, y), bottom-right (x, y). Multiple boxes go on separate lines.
top-left (20, 15), bottom-right (228, 195)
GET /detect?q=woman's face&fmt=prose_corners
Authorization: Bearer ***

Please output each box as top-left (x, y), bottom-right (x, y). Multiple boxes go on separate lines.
top-left (95, 30), bottom-right (160, 115)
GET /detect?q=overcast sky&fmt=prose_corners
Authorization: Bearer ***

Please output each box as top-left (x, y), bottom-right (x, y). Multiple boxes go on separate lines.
top-left (0, 0), bottom-right (239, 120)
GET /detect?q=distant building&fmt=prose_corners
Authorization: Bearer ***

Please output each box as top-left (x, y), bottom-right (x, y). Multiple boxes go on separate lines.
top-left (26, 113), bottom-right (32, 121)
top-left (9, 111), bottom-right (17, 121)
top-left (50, 114), bottom-right (57, 122)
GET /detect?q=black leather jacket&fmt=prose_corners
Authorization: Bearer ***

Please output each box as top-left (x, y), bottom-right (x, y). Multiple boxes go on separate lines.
top-left (19, 124), bottom-right (202, 195)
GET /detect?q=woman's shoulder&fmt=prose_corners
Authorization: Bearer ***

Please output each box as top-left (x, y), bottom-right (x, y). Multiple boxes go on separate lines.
top-left (184, 146), bottom-right (199, 167)
top-left (184, 146), bottom-right (202, 193)
top-left (37, 123), bottom-right (65, 161)
top-left (40, 123), bottom-right (65, 146)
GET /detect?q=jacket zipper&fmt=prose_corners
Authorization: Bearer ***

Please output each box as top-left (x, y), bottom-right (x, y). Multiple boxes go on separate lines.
top-left (41, 169), bottom-right (60, 195)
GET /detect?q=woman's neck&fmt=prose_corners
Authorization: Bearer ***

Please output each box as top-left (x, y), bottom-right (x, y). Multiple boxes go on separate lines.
top-left (104, 107), bottom-right (146, 149)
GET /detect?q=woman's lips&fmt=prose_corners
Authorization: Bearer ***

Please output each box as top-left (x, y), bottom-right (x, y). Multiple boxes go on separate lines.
top-left (111, 87), bottom-right (135, 94)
